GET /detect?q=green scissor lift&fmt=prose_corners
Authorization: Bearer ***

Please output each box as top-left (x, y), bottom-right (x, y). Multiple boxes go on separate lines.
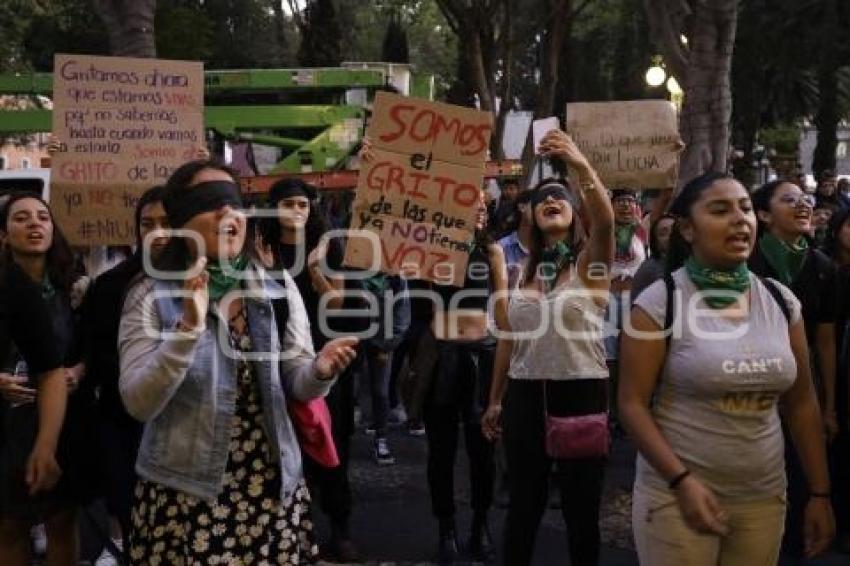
top-left (0, 63), bottom-right (434, 174)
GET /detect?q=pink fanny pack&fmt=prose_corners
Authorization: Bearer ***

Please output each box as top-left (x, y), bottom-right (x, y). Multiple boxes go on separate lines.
top-left (543, 382), bottom-right (609, 460)
top-left (544, 412), bottom-right (609, 460)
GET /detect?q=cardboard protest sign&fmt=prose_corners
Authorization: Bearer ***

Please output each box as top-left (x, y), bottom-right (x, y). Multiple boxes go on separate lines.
top-left (345, 92), bottom-right (492, 286)
top-left (51, 54), bottom-right (204, 245)
top-left (565, 100), bottom-right (682, 190)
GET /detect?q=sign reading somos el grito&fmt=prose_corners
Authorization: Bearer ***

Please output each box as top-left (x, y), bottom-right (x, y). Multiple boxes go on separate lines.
top-left (344, 91), bottom-right (493, 286)
top-left (565, 100), bottom-right (682, 191)
top-left (50, 54), bottom-right (204, 245)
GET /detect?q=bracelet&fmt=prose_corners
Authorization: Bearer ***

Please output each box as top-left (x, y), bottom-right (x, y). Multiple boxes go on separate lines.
top-left (809, 491), bottom-right (831, 499)
top-left (579, 178), bottom-right (598, 193)
top-left (668, 469), bottom-right (691, 490)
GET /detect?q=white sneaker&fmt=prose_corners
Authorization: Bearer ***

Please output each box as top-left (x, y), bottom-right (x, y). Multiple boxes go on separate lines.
top-left (31, 524), bottom-right (47, 555)
top-left (95, 547), bottom-right (120, 566)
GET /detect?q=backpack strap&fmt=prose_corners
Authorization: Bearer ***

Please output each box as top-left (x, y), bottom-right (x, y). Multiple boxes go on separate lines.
top-left (663, 270), bottom-right (676, 350)
top-left (758, 277), bottom-right (791, 324)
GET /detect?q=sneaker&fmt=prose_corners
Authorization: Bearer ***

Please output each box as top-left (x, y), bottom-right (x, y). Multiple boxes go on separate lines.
top-left (407, 421), bottom-right (426, 437)
top-left (95, 547), bottom-right (120, 566)
top-left (31, 524), bottom-right (47, 556)
top-left (388, 405), bottom-right (408, 425)
top-left (373, 437), bottom-right (395, 465)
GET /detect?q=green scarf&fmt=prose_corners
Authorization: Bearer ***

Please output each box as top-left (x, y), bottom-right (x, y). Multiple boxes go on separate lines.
top-left (615, 223), bottom-right (637, 258)
top-left (206, 255), bottom-right (249, 301)
top-left (759, 232), bottom-right (808, 286)
top-left (684, 255), bottom-right (751, 309)
top-left (41, 274), bottom-right (55, 300)
top-left (539, 240), bottom-right (574, 291)
top-left (364, 273), bottom-right (389, 294)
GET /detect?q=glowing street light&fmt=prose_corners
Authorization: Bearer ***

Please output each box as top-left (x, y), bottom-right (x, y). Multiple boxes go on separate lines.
top-left (666, 76), bottom-right (682, 95)
top-left (645, 55), bottom-right (666, 87)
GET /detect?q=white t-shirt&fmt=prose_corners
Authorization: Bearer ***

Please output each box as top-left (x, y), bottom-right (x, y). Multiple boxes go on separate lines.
top-left (633, 268), bottom-right (801, 500)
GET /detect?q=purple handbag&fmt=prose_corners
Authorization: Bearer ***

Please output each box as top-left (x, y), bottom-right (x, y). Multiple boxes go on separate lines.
top-left (543, 382), bottom-right (610, 459)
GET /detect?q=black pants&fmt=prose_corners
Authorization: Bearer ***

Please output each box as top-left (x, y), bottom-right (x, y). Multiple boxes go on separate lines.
top-left (781, 424), bottom-right (809, 558)
top-left (424, 339), bottom-right (495, 520)
top-left (303, 362), bottom-right (355, 531)
top-left (503, 379), bottom-right (607, 566)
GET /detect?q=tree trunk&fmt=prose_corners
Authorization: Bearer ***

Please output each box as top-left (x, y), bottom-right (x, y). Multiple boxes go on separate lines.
top-left (678, 1), bottom-right (737, 183)
top-left (468, 31), bottom-right (495, 111)
top-left (812, 0), bottom-right (840, 177)
top-left (644, 0), bottom-right (738, 187)
top-left (521, 0), bottom-right (571, 187)
top-left (813, 65), bottom-right (839, 176)
top-left (93, 0), bottom-right (157, 58)
top-left (490, 0), bottom-right (515, 159)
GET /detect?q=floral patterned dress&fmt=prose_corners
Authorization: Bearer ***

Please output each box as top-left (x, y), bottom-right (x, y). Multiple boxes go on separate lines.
top-left (129, 306), bottom-right (318, 565)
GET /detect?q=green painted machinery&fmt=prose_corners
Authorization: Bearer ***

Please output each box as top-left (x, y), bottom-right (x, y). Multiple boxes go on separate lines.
top-left (0, 63), bottom-right (434, 173)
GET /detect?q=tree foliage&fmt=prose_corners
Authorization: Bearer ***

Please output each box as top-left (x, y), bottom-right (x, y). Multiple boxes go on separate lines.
top-left (297, 0), bottom-right (342, 67)
top-left (382, 12), bottom-right (410, 63)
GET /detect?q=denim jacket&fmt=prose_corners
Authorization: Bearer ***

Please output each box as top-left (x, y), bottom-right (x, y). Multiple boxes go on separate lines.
top-left (118, 265), bottom-right (333, 502)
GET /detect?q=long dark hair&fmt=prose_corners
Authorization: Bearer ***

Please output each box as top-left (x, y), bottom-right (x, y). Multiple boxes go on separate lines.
top-left (649, 213), bottom-right (676, 259)
top-left (824, 206), bottom-right (850, 260)
top-left (522, 178), bottom-right (586, 286)
top-left (666, 172), bottom-right (734, 272)
top-left (0, 193), bottom-right (76, 293)
top-left (154, 159), bottom-right (249, 273)
top-left (751, 179), bottom-right (793, 238)
top-left (259, 179), bottom-right (331, 264)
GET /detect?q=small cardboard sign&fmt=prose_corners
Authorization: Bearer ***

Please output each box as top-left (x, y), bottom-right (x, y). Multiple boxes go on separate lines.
top-left (565, 100), bottom-right (682, 190)
top-left (51, 54), bottom-right (204, 245)
top-left (345, 92), bottom-right (492, 285)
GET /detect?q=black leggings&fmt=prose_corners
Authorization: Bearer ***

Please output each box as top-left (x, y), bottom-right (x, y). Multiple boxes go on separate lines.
top-left (502, 379), bottom-right (607, 566)
top-left (424, 340), bottom-right (495, 520)
top-left (302, 362), bottom-right (356, 529)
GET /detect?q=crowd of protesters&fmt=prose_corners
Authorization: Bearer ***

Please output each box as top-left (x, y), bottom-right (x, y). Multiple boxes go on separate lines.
top-left (0, 129), bottom-right (846, 566)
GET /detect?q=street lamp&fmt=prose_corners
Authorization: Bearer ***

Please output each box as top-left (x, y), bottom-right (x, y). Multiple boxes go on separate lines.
top-left (645, 55), bottom-right (666, 87)
top-left (666, 76), bottom-right (683, 111)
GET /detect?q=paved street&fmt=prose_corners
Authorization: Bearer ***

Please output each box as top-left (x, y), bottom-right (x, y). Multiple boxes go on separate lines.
top-left (315, 425), bottom-right (850, 566)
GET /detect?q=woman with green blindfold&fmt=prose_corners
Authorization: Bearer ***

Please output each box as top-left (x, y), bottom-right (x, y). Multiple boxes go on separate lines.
top-left (620, 172), bottom-right (834, 565)
top-left (118, 159), bottom-right (359, 565)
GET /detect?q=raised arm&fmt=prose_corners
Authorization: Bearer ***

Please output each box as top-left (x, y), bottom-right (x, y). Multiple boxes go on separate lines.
top-left (539, 129), bottom-right (614, 290)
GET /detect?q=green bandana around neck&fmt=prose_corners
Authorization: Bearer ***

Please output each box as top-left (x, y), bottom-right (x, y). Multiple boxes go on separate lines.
top-left (684, 255), bottom-right (751, 309)
top-left (539, 240), bottom-right (574, 291)
top-left (41, 274), bottom-right (55, 300)
top-left (615, 223), bottom-right (637, 258)
top-left (364, 273), bottom-right (389, 294)
top-left (206, 254), bottom-right (249, 301)
top-left (759, 232), bottom-right (808, 286)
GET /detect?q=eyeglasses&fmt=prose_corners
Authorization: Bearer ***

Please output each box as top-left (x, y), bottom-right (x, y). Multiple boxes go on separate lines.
top-left (778, 194), bottom-right (815, 208)
top-left (613, 196), bottom-right (637, 205)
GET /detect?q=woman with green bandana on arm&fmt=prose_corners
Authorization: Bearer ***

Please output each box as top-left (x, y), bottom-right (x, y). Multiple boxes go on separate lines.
top-left (118, 159), bottom-right (359, 565)
top-left (749, 179), bottom-right (839, 561)
top-left (619, 172), bottom-right (834, 565)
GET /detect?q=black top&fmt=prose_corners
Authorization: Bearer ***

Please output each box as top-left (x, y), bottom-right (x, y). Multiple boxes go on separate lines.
top-left (81, 256), bottom-right (143, 430)
top-left (748, 245), bottom-right (837, 342)
top-left (275, 239), bottom-right (344, 349)
top-left (433, 245), bottom-right (491, 312)
top-left (0, 262), bottom-right (62, 376)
